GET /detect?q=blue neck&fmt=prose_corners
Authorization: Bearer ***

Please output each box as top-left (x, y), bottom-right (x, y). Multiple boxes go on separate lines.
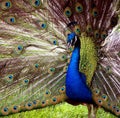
top-left (66, 39), bottom-right (93, 103)
top-left (69, 46), bottom-right (80, 71)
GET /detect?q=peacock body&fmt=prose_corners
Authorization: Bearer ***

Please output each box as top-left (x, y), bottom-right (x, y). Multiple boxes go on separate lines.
top-left (0, 0), bottom-right (120, 117)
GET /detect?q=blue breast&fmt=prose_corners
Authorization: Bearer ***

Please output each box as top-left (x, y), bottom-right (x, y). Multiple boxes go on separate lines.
top-left (66, 34), bottom-right (93, 103)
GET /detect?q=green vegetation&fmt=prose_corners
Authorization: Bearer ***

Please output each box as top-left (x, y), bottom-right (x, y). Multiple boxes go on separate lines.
top-left (1, 103), bottom-right (116, 118)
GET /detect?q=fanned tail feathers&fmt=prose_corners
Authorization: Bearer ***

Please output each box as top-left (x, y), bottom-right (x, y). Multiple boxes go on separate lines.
top-left (0, 0), bottom-right (120, 117)
top-left (0, 0), bottom-right (71, 116)
top-left (91, 26), bottom-right (120, 116)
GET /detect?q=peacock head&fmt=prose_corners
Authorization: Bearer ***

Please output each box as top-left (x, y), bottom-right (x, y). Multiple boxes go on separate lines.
top-left (67, 32), bottom-right (79, 48)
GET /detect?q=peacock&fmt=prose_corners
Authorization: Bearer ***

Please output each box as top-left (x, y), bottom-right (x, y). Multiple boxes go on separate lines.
top-left (0, 0), bottom-right (120, 117)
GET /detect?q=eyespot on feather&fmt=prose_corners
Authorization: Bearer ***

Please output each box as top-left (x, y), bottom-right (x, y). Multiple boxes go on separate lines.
top-left (1, 107), bottom-right (10, 115)
top-left (48, 67), bottom-right (55, 74)
top-left (96, 99), bottom-right (103, 106)
top-left (40, 22), bottom-right (47, 30)
top-left (92, 8), bottom-right (98, 17)
top-left (11, 105), bottom-right (20, 113)
top-left (40, 100), bottom-right (48, 107)
top-left (13, 45), bottom-right (24, 55)
top-left (52, 39), bottom-right (58, 45)
top-left (68, 47), bottom-right (74, 52)
top-left (92, 88), bottom-right (100, 96)
top-left (25, 102), bottom-right (33, 110)
top-left (94, 30), bottom-right (100, 39)
top-left (74, 25), bottom-right (81, 35)
top-left (106, 66), bottom-right (112, 73)
top-left (59, 86), bottom-right (66, 94)
top-left (44, 90), bottom-right (51, 97)
top-left (60, 54), bottom-right (67, 61)
top-left (32, 100), bottom-right (40, 108)
top-left (64, 7), bottom-right (72, 17)
top-left (35, 63), bottom-right (39, 68)
top-left (4, 16), bottom-right (16, 24)
top-left (36, 20), bottom-right (48, 30)
top-left (75, 2), bottom-right (83, 13)
top-left (114, 107), bottom-right (120, 116)
top-left (101, 31), bottom-right (107, 40)
top-left (5, 74), bottom-right (13, 82)
top-left (86, 25), bottom-right (92, 33)
top-left (101, 94), bottom-right (108, 101)
top-left (107, 102), bottom-right (111, 107)
top-left (51, 96), bottom-right (60, 105)
top-left (23, 79), bottom-right (29, 85)
top-left (30, 0), bottom-right (42, 8)
top-left (0, 0), bottom-right (12, 10)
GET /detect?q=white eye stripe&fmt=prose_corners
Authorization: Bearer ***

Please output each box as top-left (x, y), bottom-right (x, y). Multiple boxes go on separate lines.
top-left (74, 36), bottom-right (77, 45)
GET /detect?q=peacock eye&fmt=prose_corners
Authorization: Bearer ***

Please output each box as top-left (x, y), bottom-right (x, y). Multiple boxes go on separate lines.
top-left (94, 30), bottom-right (100, 39)
top-left (8, 75), bottom-right (13, 79)
top-left (42, 101), bottom-right (45, 104)
top-left (59, 86), bottom-right (65, 93)
top-left (17, 45), bottom-right (23, 51)
top-left (52, 97), bottom-right (57, 102)
top-left (50, 68), bottom-right (55, 72)
top-left (98, 99), bottom-right (102, 104)
top-left (5, 1), bottom-right (11, 8)
top-left (92, 8), bottom-right (98, 17)
top-left (4, 107), bottom-right (8, 112)
top-left (74, 25), bottom-right (81, 35)
top-left (86, 25), bottom-right (92, 33)
top-left (30, 0), bottom-right (42, 8)
top-left (101, 32), bottom-right (107, 39)
top-left (53, 40), bottom-right (58, 45)
top-left (23, 79), bottom-right (29, 85)
top-left (61, 87), bottom-right (64, 91)
top-left (25, 102), bottom-right (33, 110)
top-left (10, 17), bottom-right (15, 22)
top-left (60, 54), bottom-right (67, 61)
top-left (13, 106), bottom-right (17, 110)
top-left (45, 90), bottom-right (51, 97)
top-left (93, 88), bottom-right (100, 95)
top-left (41, 23), bottom-right (46, 28)
top-left (28, 103), bottom-right (32, 107)
top-left (40, 23), bottom-right (47, 30)
top-left (1, 107), bottom-right (9, 115)
top-left (75, 2), bottom-right (83, 13)
top-left (5, 16), bottom-right (16, 24)
top-left (1, 0), bottom-right (12, 10)
top-left (116, 108), bottom-right (120, 112)
top-left (113, 106), bottom-right (116, 109)
top-left (48, 67), bottom-right (55, 74)
top-left (35, 63), bottom-right (39, 68)
top-left (33, 100), bottom-right (37, 104)
top-left (68, 47), bottom-right (73, 52)
top-left (35, 0), bottom-right (41, 6)
top-left (62, 55), bottom-right (66, 59)
top-left (102, 94), bottom-right (108, 101)
top-left (64, 7), bottom-right (72, 17)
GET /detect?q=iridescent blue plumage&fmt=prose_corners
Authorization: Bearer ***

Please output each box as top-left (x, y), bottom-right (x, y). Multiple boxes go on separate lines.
top-left (66, 33), bottom-right (93, 103)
